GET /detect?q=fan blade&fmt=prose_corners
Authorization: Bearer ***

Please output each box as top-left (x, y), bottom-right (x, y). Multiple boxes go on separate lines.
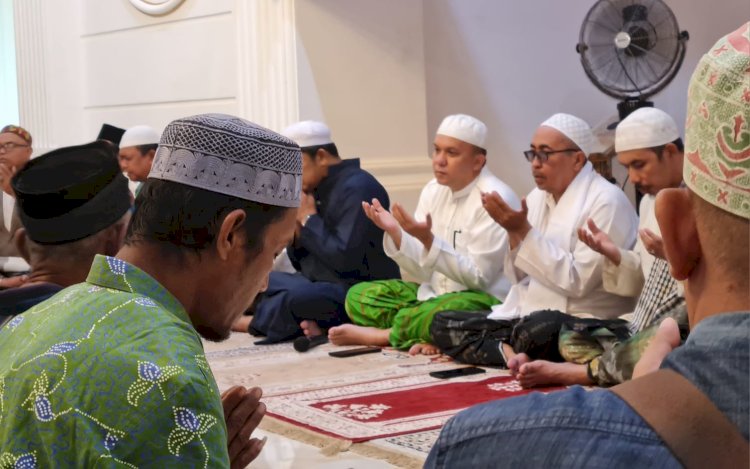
top-left (586, 19), bottom-right (620, 34)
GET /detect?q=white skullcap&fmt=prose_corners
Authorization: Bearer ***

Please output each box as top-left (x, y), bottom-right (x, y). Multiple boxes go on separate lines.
top-left (614, 107), bottom-right (680, 153)
top-left (436, 114), bottom-right (487, 149)
top-left (119, 125), bottom-right (161, 149)
top-left (282, 121), bottom-right (333, 148)
top-left (541, 113), bottom-right (595, 156)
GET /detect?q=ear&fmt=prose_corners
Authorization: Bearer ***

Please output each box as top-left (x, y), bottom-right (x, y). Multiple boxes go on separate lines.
top-left (146, 148), bottom-right (157, 161)
top-left (473, 153), bottom-right (487, 171)
top-left (216, 209), bottom-right (247, 261)
top-left (315, 148), bottom-right (328, 166)
top-left (103, 219), bottom-right (129, 256)
top-left (13, 228), bottom-right (30, 263)
top-left (574, 151), bottom-right (587, 171)
top-left (655, 188), bottom-right (701, 280)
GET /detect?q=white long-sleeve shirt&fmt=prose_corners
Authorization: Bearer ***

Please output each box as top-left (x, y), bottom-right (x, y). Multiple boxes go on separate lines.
top-left (489, 163), bottom-right (638, 320)
top-left (384, 167), bottom-right (520, 301)
top-left (602, 194), bottom-right (657, 297)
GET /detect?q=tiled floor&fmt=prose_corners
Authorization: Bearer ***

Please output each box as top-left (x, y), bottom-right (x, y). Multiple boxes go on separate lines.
top-left (249, 429), bottom-right (396, 469)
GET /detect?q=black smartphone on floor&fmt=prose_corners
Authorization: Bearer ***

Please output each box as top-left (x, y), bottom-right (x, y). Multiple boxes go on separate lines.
top-left (429, 367), bottom-right (486, 379)
top-left (328, 346), bottom-right (382, 358)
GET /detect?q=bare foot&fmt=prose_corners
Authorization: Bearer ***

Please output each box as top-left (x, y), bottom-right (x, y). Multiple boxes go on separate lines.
top-left (517, 360), bottom-right (592, 388)
top-left (300, 320), bottom-right (323, 337)
top-left (232, 315), bottom-right (253, 333)
top-left (409, 343), bottom-right (441, 356)
top-left (632, 317), bottom-right (681, 379)
top-left (328, 324), bottom-right (391, 347)
top-left (507, 353), bottom-right (530, 377)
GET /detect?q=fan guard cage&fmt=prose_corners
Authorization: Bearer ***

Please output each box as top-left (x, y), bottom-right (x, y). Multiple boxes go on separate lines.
top-left (577, 0), bottom-right (688, 100)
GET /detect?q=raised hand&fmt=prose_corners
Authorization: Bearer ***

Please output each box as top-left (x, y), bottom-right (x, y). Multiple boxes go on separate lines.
top-left (578, 218), bottom-right (621, 265)
top-left (482, 192), bottom-right (530, 248)
top-left (221, 386), bottom-right (267, 468)
top-left (296, 192), bottom-right (317, 225)
top-left (640, 228), bottom-right (665, 260)
top-left (362, 198), bottom-right (400, 235)
top-left (482, 192), bottom-right (528, 231)
top-left (392, 203), bottom-right (434, 250)
top-left (0, 164), bottom-right (17, 196)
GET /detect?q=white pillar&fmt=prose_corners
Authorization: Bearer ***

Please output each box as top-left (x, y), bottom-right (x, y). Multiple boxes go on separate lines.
top-left (12, 0), bottom-right (53, 154)
top-left (235, 0), bottom-right (299, 132)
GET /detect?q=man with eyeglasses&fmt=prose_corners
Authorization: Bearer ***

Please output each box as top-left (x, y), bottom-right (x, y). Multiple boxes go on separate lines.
top-left (425, 25), bottom-right (749, 467)
top-left (430, 113), bottom-right (638, 367)
top-left (0, 125), bottom-right (33, 275)
top-left (511, 107), bottom-right (688, 389)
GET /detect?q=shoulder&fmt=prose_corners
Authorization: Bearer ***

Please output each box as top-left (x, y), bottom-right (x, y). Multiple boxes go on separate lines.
top-left (477, 171), bottom-right (520, 206)
top-left (661, 313), bottom-right (749, 440)
top-left (590, 173), bottom-right (629, 200)
top-left (343, 167), bottom-right (388, 193)
top-left (419, 178), bottom-right (443, 197)
top-left (525, 187), bottom-right (546, 204)
top-left (587, 174), bottom-right (635, 214)
top-left (0, 287), bottom-right (226, 465)
top-left (439, 386), bottom-right (671, 465)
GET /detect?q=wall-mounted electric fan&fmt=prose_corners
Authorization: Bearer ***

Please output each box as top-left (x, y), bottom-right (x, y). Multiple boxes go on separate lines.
top-left (576, 0), bottom-right (689, 119)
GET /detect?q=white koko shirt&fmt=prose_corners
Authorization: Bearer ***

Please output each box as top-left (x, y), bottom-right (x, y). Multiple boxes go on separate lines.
top-left (489, 163), bottom-right (639, 321)
top-left (384, 167), bottom-right (520, 301)
top-left (602, 194), bottom-right (658, 297)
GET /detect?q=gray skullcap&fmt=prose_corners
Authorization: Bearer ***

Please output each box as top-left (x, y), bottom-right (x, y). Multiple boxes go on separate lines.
top-left (149, 113), bottom-right (302, 207)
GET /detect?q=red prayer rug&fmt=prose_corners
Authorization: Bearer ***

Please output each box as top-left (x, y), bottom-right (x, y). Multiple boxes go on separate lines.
top-left (265, 372), bottom-right (563, 442)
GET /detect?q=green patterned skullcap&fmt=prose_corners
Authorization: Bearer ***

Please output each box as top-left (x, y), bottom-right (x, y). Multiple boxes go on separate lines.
top-left (684, 22), bottom-right (750, 219)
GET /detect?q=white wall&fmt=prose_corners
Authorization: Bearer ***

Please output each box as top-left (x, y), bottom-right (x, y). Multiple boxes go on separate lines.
top-left (0, 0), bottom-right (19, 126)
top-left (423, 0), bottom-right (749, 200)
top-left (14, 0), bottom-right (747, 206)
top-left (80, 0), bottom-right (237, 141)
top-left (13, 0), bottom-right (297, 155)
top-left (295, 0), bottom-right (433, 213)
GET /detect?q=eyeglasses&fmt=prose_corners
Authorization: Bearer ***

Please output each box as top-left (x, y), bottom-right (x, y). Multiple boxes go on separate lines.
top-left (0, 142), bottom-right (30, 153)
top-left (523, 148), bottom-right (579, 163)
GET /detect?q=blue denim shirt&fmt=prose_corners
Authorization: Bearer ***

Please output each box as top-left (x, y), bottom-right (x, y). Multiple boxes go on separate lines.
top-left (425, 312), bottom-right (749, 468)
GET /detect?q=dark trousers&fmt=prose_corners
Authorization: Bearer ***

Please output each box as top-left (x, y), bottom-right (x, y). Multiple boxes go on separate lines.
top-left (250, 272), bottom-right (348, 344)
top-left (430, 309), bottom-right (629, 367)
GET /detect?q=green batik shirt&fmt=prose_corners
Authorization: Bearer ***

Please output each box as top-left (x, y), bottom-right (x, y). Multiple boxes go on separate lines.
top-left (0, 255), bottom-right (229, 468)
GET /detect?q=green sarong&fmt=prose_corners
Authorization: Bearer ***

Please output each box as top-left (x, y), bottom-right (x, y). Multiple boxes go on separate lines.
top-left (345, 280), bottom-right (500, 349)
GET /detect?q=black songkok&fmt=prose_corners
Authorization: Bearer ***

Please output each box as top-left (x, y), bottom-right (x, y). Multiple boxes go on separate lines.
top-left (96, 123), bottom-right (126, 146)
top-left (11, 141), bottom-right (131, 244)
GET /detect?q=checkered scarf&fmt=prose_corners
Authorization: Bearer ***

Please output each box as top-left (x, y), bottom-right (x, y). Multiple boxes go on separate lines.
top-left (628, 257), bottom-right (685, 334)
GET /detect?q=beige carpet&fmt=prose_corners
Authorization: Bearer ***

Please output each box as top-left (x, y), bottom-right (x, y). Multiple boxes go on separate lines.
top-left (204, 333), bottom-right (512, 466)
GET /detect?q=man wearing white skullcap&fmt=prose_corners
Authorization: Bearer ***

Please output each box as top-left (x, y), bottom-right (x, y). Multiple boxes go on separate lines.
top-left (603, 107), bottom-right (684, 290)
top-left (328, 114), bottom-right (520, 354)
top-left (118, 125), bottom-right (161, 189)
top-left (426, 23), bottom-right (750, 467)
top-left (234, 120), bottom-right (399, 343)
top-left (430, 112), bottom-right (638, 367)
top-left (510, 108), bottom-right (688, 389)
top-left (0, 113), bottom-right (302, 466)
